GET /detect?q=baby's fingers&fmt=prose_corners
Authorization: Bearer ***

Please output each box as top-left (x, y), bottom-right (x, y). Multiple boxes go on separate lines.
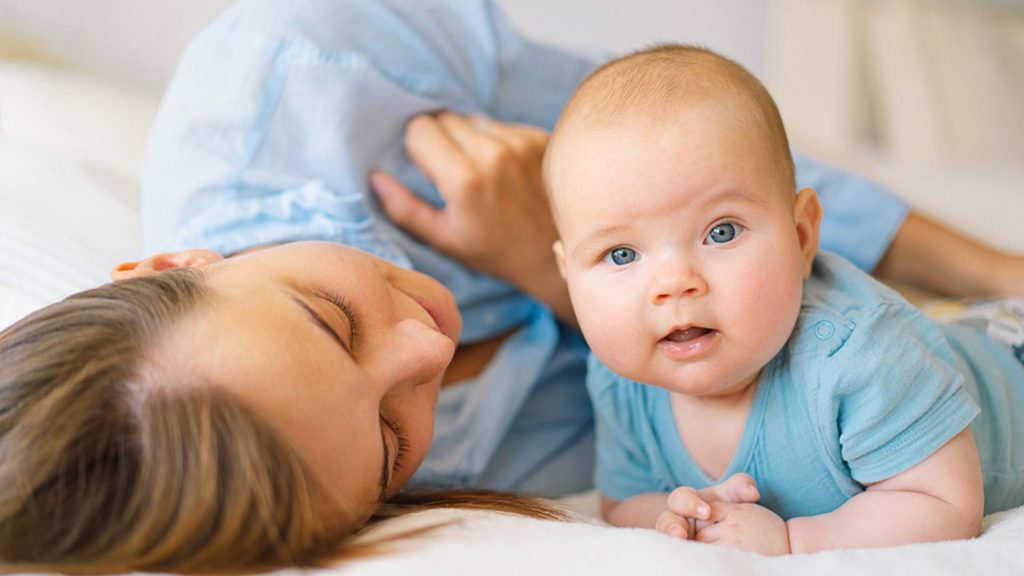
top-left (697, 473), bottom-right (760, 504)
top-left (655, 511), bottom-right (692, 540)
top-left (666, 486), bottom-right (712, 522)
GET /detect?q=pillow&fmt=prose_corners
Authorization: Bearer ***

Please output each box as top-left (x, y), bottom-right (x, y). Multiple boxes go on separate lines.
top-left (0, 59), bottom-right (159, 205)
top-left (0, 135), bottom-right (140, 329)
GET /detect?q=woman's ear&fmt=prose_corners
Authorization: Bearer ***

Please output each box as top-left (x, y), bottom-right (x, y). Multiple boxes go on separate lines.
top-left (793, 188), bottom-right (822, 278)
top-left (111, 249), bottom-right (223, 281)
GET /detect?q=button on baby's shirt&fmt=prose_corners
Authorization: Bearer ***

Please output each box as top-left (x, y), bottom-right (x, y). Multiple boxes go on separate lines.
top-left (814, 320), bottom-right (836, 340)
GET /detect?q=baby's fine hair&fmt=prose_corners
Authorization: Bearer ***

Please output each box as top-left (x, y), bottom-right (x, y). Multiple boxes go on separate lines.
top-left (550, 43), bottom-right (796, 192)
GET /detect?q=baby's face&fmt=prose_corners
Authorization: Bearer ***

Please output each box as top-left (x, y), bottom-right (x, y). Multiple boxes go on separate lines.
top-left (549, 105), bottom-right (817, 398)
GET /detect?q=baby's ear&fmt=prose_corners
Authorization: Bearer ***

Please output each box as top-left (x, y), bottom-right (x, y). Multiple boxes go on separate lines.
top-left (793, 188), bottom-right (822, 277)
top-left (111, 249), bottom-right (223, 281)
top-left (552, 240), bottom-right (567, 280)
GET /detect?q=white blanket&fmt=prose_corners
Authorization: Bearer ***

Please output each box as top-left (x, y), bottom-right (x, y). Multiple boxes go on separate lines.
top-left (321, 493), bottom-right (1024, 575)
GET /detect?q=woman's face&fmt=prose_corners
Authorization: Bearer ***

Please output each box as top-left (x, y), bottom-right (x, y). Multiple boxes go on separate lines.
top-left (147, 242), bottom-right (461, 528)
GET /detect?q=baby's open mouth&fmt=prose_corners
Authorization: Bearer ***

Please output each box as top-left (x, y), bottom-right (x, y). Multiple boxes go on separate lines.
top-left (663, 326), bottom-right (713, 343)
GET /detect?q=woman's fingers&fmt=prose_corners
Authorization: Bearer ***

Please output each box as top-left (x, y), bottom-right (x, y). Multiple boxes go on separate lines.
top-left (369, 170), bottom-right (450, 251)
top-left (403, 114), bottom-right (478, 202)
top-left (437, 111), bottom-right (547, 165)
top-left (377, 110), bottom-right (568, 321)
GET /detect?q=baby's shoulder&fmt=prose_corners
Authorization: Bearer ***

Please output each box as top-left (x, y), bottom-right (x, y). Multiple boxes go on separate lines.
top-left (789, 252), bottom-right (932, 360)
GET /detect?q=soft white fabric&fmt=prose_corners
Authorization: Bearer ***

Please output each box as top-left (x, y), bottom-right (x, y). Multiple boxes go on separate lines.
top-left (315, 493), bottom-right (1024, 575)
top-left (0, 60), bottom-right (160, 196)
top-left (0, 55), bottom-right (155, 329)
top-left (0, 136), bottom-right (141, 329)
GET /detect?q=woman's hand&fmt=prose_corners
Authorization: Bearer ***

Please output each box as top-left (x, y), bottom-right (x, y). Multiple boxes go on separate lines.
top-left (370, 111), bottom-right (576, 326)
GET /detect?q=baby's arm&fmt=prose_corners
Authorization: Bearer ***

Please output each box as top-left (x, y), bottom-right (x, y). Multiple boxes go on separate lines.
top-left (787, 427), bottom-right (983, 552)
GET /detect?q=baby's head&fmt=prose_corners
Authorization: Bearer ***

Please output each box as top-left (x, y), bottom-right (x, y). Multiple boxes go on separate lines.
top-left (545, 44), bottom-right (822, 397)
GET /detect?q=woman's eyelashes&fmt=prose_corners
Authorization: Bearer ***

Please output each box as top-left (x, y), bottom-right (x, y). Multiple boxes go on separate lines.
top-left (382, 415), bottom-right (410, 475)
top-left (313, 289), bottom-right (360, 349)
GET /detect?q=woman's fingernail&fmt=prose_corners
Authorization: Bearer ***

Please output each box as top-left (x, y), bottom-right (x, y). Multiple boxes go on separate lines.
top-left (697, 505), bottom-right (709, 518)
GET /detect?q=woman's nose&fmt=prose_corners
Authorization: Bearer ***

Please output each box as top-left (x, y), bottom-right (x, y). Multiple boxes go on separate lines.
top-left (380, 318), bottom-right (456, 390)
top-left (649, 259), bottom-right (708, 304)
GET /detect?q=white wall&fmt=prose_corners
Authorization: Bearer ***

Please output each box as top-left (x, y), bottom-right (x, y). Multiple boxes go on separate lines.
top-left (499, 0), bottom-right (768, 76)
top-left (0, 0), bottom-right (768, 90)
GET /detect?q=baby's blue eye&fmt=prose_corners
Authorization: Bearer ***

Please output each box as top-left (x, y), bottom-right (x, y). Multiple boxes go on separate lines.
top-left (606, 247), bottom-right (637, 266)
top-left (707, 223), bottom-right (741, 245)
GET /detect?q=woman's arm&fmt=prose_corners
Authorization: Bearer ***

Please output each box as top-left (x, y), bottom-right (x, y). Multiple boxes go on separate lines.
top-left (874, 212), bottom-right (1024, 298)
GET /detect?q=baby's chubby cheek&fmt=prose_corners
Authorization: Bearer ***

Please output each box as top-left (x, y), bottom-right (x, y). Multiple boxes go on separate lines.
top-left (572, 291), bottom-right (648, 377)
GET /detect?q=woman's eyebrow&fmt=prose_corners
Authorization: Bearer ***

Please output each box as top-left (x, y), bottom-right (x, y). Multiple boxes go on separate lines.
top-left (284, 291), bottom-right (354, 357)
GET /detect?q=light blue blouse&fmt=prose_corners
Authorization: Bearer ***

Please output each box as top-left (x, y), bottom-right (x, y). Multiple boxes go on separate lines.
top-left (589, 252), bottom-right (1024, 517)
top-left (142, 0), bottom-right (910, 496)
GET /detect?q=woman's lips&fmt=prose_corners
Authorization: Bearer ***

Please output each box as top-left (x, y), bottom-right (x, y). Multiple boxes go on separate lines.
top-left (405, 289), bottom-right (461, 342)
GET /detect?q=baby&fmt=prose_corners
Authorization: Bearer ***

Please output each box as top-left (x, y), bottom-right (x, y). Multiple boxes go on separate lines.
top-left (543, 44), bottom-right (1024, 554)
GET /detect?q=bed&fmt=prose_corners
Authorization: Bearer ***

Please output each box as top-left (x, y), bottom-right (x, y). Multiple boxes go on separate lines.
top-left (1, 1), bottom-right (1022, 574)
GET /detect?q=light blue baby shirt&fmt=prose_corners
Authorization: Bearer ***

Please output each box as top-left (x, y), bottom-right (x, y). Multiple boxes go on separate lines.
top-left (142, 0), bottom-right (911, 496)
top-left (589, 252), bottom-right (1024, 517)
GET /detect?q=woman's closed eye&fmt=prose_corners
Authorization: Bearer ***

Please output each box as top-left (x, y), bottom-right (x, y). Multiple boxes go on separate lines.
top-left (287, 286), bottom-right (360, 357)
top-left (313, 289), bottom-right (360, 350)
top-left (380, 415), bottom-right (410, 496)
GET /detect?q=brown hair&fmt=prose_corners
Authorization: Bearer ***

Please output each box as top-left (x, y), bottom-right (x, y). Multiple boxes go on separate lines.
top-left (0, 271), bottom-right (566, 574)
top-left (547, 43), bottom-right (796, 194)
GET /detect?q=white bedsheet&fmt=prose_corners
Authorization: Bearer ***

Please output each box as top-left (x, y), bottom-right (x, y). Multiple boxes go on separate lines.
top-left (318, 493), bottom-right (1024, 575)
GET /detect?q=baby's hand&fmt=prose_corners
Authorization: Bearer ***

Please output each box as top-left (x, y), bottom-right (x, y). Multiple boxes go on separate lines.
top-left (657, 473), bottom-right (761, 540)
top-left (695, 501), bottom-right (790, 555)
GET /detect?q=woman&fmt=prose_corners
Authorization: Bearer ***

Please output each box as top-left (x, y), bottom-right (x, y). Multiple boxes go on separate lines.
top-left (1, 0), bottom-right (1020, 572)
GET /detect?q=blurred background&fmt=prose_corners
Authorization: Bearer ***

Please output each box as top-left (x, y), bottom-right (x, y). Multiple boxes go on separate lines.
top-left (0, 0), bottom-right (1021, 326)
